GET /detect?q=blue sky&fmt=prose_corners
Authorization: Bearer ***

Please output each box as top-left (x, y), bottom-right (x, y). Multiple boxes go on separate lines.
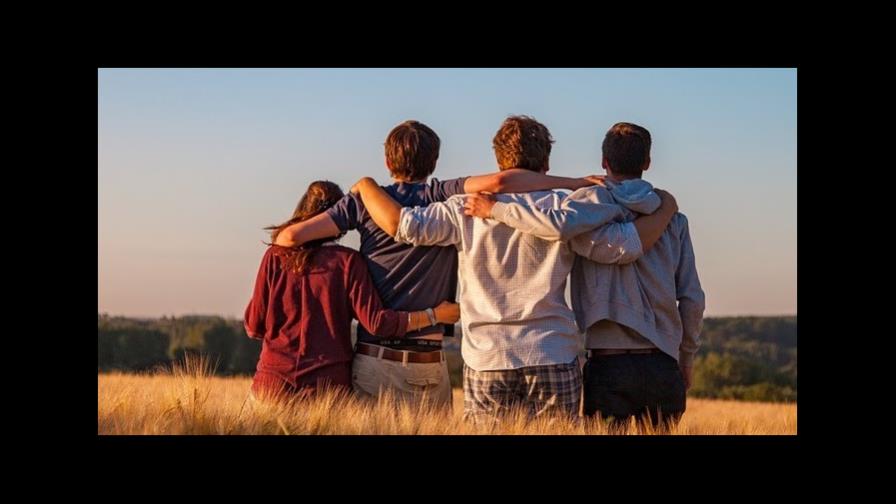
top-left (98, 68), bottom-right (796, 317)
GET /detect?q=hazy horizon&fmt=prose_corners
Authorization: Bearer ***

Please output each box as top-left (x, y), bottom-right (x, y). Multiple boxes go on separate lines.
top-left (99, 68), bottom-right (796, 319)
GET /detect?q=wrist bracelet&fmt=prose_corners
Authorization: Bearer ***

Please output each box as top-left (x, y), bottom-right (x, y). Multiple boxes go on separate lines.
top-left (425, 307), bottom-right (437, 326)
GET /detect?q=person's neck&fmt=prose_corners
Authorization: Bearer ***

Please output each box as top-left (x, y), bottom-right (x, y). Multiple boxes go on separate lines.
top-left (393, 177), bottom-right (428, 184)
top-left (606, 172), bottom-right (642, 183)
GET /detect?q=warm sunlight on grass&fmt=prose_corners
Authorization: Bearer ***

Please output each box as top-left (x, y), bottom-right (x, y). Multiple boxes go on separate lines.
top-left (97, 358), bottom-right (796, 435)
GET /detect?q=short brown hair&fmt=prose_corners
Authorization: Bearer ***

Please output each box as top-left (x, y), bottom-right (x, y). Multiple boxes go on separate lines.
top-left (384, 120), bottom-right (440, 181)
top-left (492, 115), bottom-right (554, 171)
top-left (602, 122), bottom-right (652, 176)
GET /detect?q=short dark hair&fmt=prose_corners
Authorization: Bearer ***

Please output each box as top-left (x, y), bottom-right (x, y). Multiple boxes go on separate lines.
top-left (602, 122), bottom-right (652, 176)
top-left (384, 120), bottom-right (440, 181)
top-left (492, 115), bottom-right (554, 172)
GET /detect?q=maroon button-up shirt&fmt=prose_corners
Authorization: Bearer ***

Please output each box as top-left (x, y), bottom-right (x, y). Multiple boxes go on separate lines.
top-left (244, 244), bottom-right (409, 397)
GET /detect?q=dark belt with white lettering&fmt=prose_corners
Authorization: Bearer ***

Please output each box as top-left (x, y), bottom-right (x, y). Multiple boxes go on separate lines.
top-left (374, 338), bottom-right (443, 348)
top-left (587, 348), bottom-right (661, 359)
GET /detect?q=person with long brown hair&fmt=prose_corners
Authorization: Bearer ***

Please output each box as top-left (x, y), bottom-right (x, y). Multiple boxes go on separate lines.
top-left (244, 180), bottom-right (460, 400)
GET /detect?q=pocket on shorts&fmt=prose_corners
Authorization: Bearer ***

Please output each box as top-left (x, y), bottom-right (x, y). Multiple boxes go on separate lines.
top-left (404, 362), bottom-right (445, 388)
top-left (405, 377), bottom-right (441, 387)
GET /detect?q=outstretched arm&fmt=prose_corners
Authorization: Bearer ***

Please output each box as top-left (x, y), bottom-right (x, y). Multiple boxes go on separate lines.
top-left (351, 177), bottom-right (463, 247)
top-left (464, 189), bottom-right (679, 262)
top-left (393, 200), bottom-right (462, 247)
top-left (345, 252), bottom-right (461, 336)
top-left (567, 193), bottom-right (678, 264)
top-left (273, 212), bottom-right (341, 247)
top-left (351, 177), bottom-right (403, 237)
top-left (463, 169), bottom-right (602, 194)
top-left (351, 177), bottom-right (462, 247)
top-left (634, 190), bottom-right (678, 251)
top-left (464, 188), bottom-right (627, 242)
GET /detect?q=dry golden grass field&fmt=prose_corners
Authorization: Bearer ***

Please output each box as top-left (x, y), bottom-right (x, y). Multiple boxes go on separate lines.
top-left (97, 360), bottom-right (796, 435)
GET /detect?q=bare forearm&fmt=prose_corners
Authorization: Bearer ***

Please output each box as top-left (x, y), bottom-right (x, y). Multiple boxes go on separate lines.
top-left (274, 212), bottom-right (340, 247)
top-left (464, 169), bottom-right (590, 194)
top-left (488, 198), bottom-right (625, 242)
top-left (403, 303), bottom-right (459, 332)
top-left (355, 178), bottom-right (402, 236)
top-left (405, 311), bottom-right (430, 332)
top-left (500, 169), bottom-right (591, 193)
top-left (633, 204), bottom-right (676, 251)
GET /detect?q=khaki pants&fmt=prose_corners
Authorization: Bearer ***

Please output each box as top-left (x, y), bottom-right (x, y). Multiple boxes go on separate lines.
top-left (352, 352), bottom-right (452, 409)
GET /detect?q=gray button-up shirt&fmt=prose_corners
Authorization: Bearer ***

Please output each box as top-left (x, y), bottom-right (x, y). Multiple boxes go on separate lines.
top-left (394, 190), bottom-right (641, 371)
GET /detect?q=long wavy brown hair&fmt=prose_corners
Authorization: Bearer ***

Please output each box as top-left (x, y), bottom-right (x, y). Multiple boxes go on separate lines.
top-left (265, 180), bottom-right (345, 274)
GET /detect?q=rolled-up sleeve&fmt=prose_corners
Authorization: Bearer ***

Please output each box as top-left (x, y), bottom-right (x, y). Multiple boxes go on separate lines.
top-left (394, 201), bottom-right (461, 247)
top-left (569, 221), bottom-right (643, 265)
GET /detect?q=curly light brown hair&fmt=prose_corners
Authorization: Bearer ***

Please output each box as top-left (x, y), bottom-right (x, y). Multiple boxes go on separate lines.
top-left (492, 115), bottom-right (554, 172)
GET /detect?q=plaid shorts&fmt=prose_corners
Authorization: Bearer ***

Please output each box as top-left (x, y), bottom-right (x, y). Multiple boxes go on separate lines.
top-left (463, 359), bottom-right (582, 423)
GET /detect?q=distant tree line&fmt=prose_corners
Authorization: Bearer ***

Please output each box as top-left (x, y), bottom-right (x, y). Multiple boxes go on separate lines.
top-left (97, 314), bottom-right (796, 402)
top-left (98, 314), bottom-right (261, 375)
top-left (689, 316), bottom-right (796, 402)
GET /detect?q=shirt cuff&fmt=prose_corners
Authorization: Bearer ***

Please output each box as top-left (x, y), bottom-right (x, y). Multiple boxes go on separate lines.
top-left (396, 311), bottom-right (410, 336)
top-left (621, 222), bottom-right (644, 261)
top-left (244, 323), bottom-right (264, 340)
top-left (325, 206), bottom-right (350, 233)
top-left (489, 201), bottom-right (510, 222)
top-left (394, 207), bottom-right (414, 244)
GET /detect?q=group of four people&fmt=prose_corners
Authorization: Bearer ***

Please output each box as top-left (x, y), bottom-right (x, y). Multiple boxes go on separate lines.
top-left (244, 116), bottom-right (705, 429)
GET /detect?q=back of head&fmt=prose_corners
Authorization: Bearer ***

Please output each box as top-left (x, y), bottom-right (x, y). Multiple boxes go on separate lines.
top-left (384, 120), bottom-right (441, 182)
top-left (292, 180), bottom-right (344, 221)
top-left (267, 180), bottom-right (345, 273)
top-left (492, 115), bottom-right (554, 172)
top-left (602, 122), bottom-right (652, 177)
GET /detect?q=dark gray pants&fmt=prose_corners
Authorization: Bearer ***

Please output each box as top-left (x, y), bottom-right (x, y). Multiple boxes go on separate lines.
top-left (583, 352), bottom-right (686, 431)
